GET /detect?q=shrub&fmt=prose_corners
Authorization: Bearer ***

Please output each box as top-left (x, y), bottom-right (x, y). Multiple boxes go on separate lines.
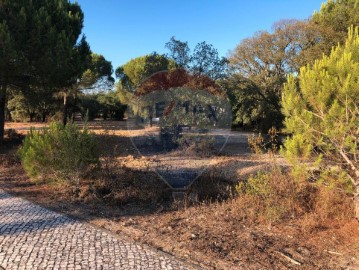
top-left (235, 167), bottom-right (354, 227)
top-left (236, 169), bottom-right (301, 224)
top-left (177, 134), bottom-right (215, 157)
top-left (248, 127), bottom-right (280, 154)
top-left (19, 122), bottom-right (99, 184)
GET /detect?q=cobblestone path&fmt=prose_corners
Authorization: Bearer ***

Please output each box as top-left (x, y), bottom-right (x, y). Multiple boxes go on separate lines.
top-left (0, 189), bottom-right (200, 270)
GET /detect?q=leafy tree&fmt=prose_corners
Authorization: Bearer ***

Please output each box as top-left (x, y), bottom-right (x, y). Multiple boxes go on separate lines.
top-left (99, 91), bottom-right (126, 120)
top-left (57, 36), bottom-right (91, 126)
top-left (115, 53), bottom-right (173, 111)
top-left (191, 41), bottom-right (228, 80)
top-left (7, 93), bottom-right (31, 122)
top-left (0, 0), bottom-right (88, 139)
top-left (220, 74), bottom-right (279, 130)
top-left (116, 53), bottom-right (172, 92)
top-left (165, 37), bottom-right (191, 69)
top-left (295, 0), bottom-right (359, 71)
top-left (228, 25), bottom-right (290, 130)
top-left (311, 0), bottom-right (359, 43)
top-left (272, 20), bottom-right (338, 72)
top-left (7, 85), bottom-right (58, 122)
top-left (80, 53), bottom-right (114, 91)
top-left (165, 37), bottom-right (228, 80)
top-left (117, 40), bottom-right (227, 112)
top-left (80, 91), bottom-right (126, 121)
top-left (282, 26), bottom-right (359, 218)
top-left (60, 52), bottom-right (114, 125)
top-left (228, 19), bottom-right (341, 131)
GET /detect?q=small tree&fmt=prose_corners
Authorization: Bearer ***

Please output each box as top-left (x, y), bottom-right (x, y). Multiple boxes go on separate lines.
top-left (19, 122), bottom-right (99, 184)
top-left (282, 26), bottom-right (359, 218)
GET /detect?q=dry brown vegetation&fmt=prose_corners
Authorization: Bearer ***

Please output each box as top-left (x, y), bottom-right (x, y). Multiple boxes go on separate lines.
top-left (0, 121), bottom-right (358, 269)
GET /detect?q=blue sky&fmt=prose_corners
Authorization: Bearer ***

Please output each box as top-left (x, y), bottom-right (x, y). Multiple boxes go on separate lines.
top-left (75, 0), bottom-right (326, 73)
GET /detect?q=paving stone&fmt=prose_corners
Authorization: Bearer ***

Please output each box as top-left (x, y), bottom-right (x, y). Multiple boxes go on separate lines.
top-left (0, 189), bottom-right (201, 270)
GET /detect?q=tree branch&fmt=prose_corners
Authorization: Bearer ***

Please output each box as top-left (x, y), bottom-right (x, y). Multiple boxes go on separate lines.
top-left (339, 148), bottom-right (359, 180)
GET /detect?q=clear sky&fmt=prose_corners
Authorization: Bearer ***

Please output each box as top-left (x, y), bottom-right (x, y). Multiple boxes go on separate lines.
top-left (75, 0), bottom-right (326, 73)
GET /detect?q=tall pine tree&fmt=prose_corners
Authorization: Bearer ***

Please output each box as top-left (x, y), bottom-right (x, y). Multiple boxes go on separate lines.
top-left (0, 0), bottom-right (89, 139)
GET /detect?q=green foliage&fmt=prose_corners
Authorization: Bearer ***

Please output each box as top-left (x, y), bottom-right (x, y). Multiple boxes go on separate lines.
top-left (116, 53), bottom-right (172, 91)
top-left (282, 27), bottom-right (359, 170)
top-left (223, 74), bottom-right (285, 131)
top-left (7, 93), bottom-right (30, 122)
top-left (282, 26), bottom-right (359, 217)
top-left (317, 168), bottom-right (354, 193)
top-left (300, 0), bottom-right (359, 74)
top-left (235, 169), bottom-right (300, 223)
top-left (191, 41), bottom-right (228, 80)
top-left (165, 37), bottom-right (228, 80)
top-left (236, 172), bottom-right (272, 197)
top-left (80, 95), bottom-right (101, 121)
top-left (80, 53), bottom-right (114, 90)
top-left (97, 91), bottom-right (126, 120)
top-left (165, 37), bottom-right (191, 69)
top-left (0, 0), bottom-right (89, 88)
top-left (227, 12), bottom-right (358, 131)
top-left (80, 91), bottom-right (126, 120)
top-left (19, 122), bottom-right (99, 183)
top-left (115, 53), bottom-right (173, 112)
top-left (7, 87), bottom-right (58, 122)
top-left (312, 0), bottom-right (359, 41)
top-left (227, 21), bottom-right (298, 131)
top-left (0, 0), bottom-right (89, 138)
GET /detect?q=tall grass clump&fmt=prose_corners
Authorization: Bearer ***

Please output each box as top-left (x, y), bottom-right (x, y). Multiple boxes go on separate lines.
top-left (19, 122), bottom-right (99, 184)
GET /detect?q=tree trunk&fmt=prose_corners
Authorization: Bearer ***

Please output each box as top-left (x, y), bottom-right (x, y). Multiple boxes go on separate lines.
top-left (352, 174), bottom-right (359, 220)
top-left (0, 83), bottom-right (7, 142)
top-left (338, 149), bottom-right (359, 219)
top-left (42, 112), bottom-right (46, 123)
top-left (149, 107), bottom-right (153, 127)
top-left (71, 95), bottom-right (77, 123)
top-left (62, 93), bottom-right (68, 126)
top-left (355, 186), bottom-right (359, 220)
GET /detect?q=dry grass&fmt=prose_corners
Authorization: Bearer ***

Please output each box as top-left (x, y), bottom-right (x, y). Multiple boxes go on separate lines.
top-left (233, 167), bottom-right (354, 233)
top-left (1, 120), bottom-right (358, 269)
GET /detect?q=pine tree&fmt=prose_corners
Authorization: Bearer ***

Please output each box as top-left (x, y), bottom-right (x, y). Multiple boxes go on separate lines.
top-left (0, 0), bottom-right (89, 139)
top-left (282, 26), bottom-right (359, 218)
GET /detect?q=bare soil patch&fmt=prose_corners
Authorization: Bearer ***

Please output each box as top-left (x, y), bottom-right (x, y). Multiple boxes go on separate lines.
top-left (1, 120), bottom-right (358, 269)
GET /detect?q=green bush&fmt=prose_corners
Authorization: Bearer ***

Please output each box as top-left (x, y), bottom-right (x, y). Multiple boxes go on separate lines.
top-left (19, 122), bottom-right (99, 183)
top-left (235, 169), bottom-right (302, 223)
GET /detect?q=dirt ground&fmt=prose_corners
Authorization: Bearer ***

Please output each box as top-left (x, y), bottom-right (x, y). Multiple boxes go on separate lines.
top-left (1, 121), bottom-right (358, 269)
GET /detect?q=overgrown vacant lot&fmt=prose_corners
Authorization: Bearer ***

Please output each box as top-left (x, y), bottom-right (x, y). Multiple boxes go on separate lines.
top-left (1, 121), bottom-right (358, 270)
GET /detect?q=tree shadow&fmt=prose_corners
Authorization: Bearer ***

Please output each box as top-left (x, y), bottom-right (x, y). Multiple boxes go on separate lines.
top-left (0, 191), bottom-right (77, 236)
top-left (0, 216), bottom-right (77, 236)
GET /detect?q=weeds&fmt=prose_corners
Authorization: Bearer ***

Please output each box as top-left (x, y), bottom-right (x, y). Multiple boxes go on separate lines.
top-left (235, 166), bottom-right (354, 230)
top-left (248, 127), bottom-right (280, 155)
top-left (177, 134), bottom-right (216, 157)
